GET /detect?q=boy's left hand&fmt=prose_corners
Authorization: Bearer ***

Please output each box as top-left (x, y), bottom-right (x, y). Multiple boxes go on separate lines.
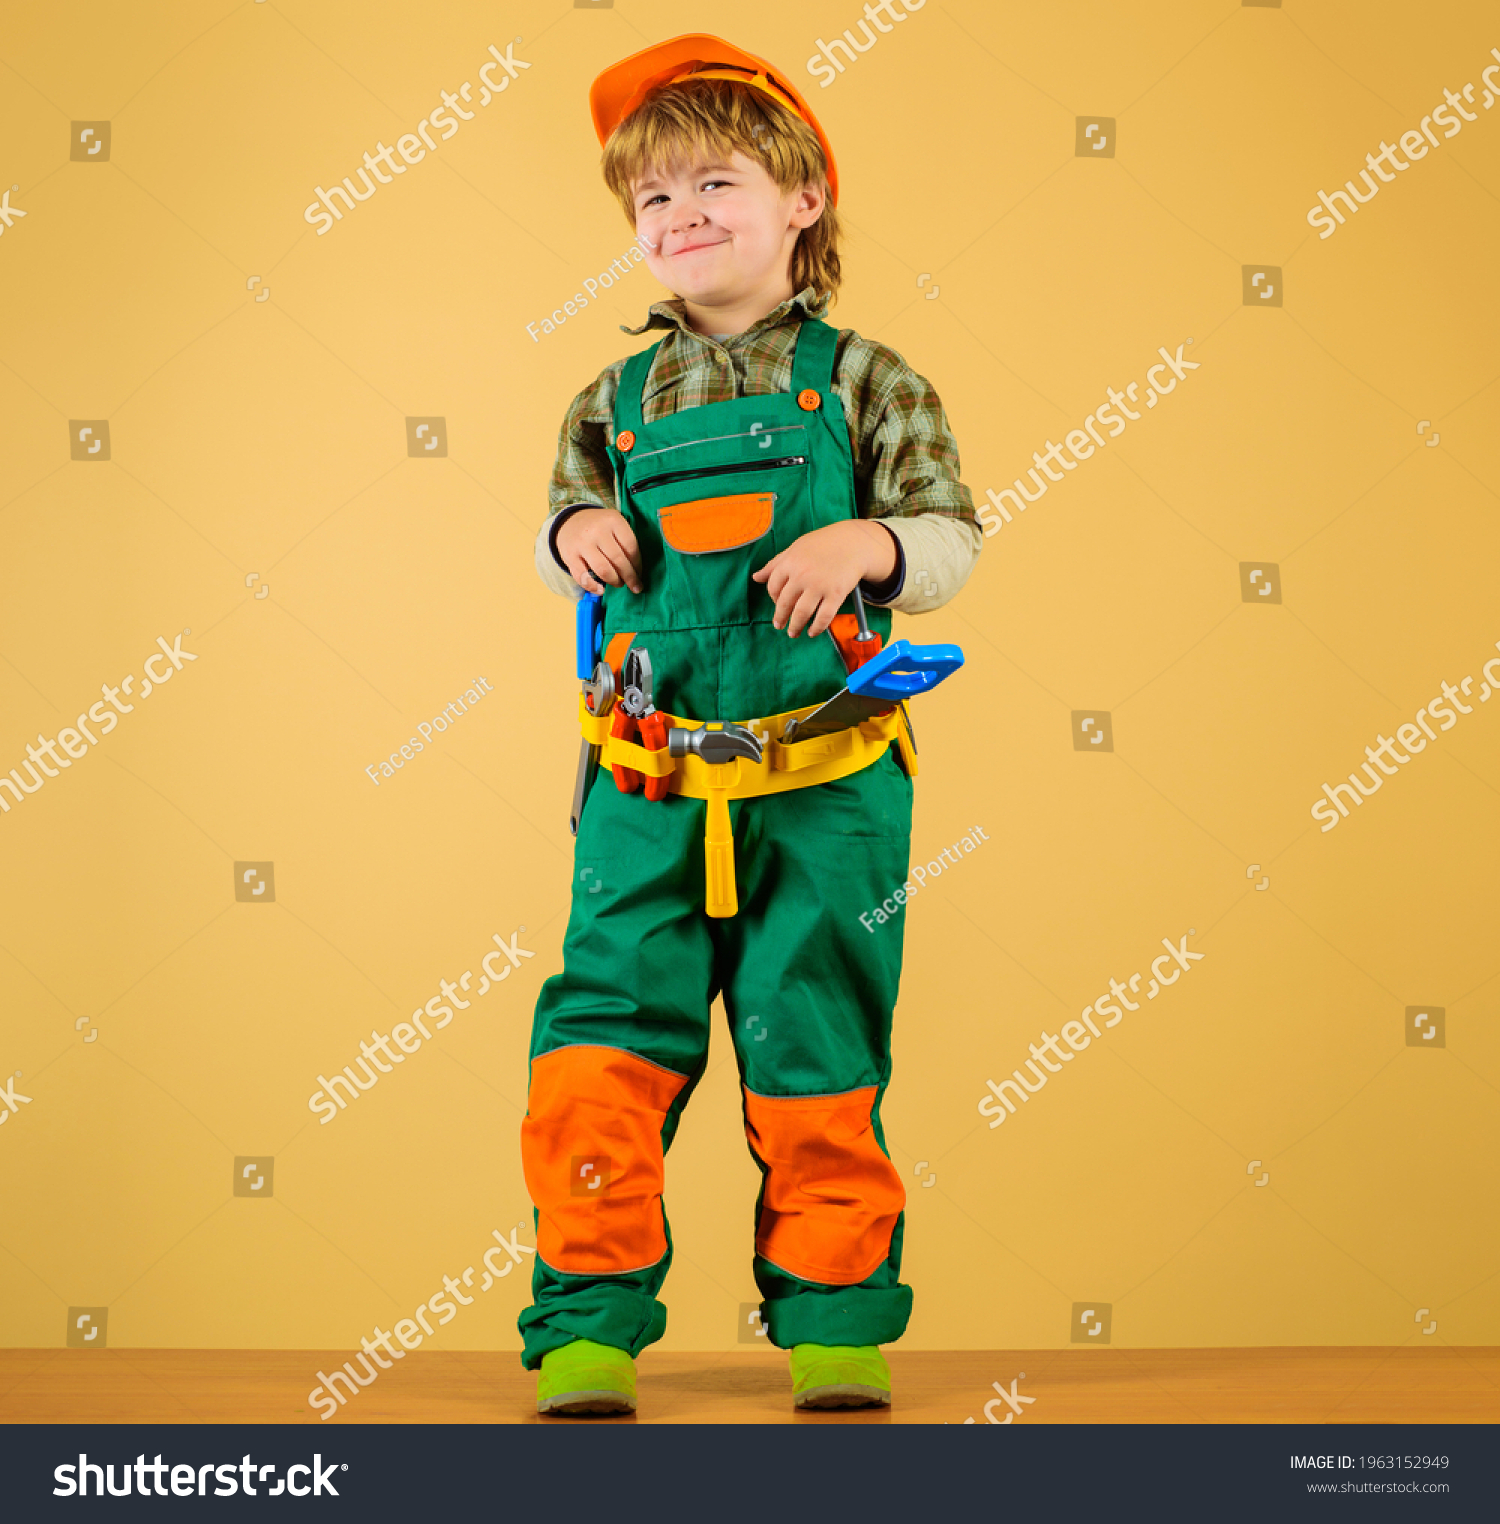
top-left (751, 520), bottom-right (898, 638)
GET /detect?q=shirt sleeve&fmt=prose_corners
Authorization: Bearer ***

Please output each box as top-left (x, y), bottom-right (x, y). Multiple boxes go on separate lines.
top-left (863, 512), bottom-right (982, 615)
top-left (534, 361), bottom-right (625, 599)
top-left (837, 336), bottom-right (981, 614)
top-left (840, 338), bottom-right (979, 528)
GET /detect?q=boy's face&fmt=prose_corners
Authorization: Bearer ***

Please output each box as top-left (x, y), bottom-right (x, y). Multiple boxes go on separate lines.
top-left (630, 148), bottom-right (824, 322)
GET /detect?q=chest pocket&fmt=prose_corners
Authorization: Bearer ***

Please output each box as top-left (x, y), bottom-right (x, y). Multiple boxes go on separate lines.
top-left (625, 425), bottom-right (811, 627)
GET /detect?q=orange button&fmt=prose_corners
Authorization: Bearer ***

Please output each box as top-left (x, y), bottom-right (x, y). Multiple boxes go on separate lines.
top-left (796, 389), bottom-right (821, 411)
top-left (616, 429), bottom-right (636, 451)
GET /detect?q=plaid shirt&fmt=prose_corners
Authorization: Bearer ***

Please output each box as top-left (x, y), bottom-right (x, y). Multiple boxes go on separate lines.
top-left (545, 287), bottom-right (977, 539)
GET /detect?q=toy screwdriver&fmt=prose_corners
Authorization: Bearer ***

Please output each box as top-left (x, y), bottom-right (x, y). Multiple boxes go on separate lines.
top-left (827, 586), bottom-right (883, 674)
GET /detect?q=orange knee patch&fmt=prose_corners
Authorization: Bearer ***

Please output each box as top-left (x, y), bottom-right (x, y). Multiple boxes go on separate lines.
top-left (743, 1086), bottom-right (906, 1286)
top-left (521, 1045), bottom-right (689, 1276)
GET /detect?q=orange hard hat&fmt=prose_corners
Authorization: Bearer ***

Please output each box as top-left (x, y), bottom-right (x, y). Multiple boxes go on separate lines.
top-left (589, 33), bottom-right (840, 205)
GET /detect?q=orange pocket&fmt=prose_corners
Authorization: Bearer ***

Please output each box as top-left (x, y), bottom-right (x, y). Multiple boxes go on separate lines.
top-left (658, 492), bottom-right (774, 554)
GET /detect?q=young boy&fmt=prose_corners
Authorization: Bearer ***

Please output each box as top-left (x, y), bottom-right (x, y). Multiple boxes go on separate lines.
top-left (520, 34), bottom-right (981, 1415)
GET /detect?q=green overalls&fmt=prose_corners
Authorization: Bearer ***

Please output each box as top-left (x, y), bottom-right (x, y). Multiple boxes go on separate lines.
top-left (518, 315), bottom-right (915, 1368)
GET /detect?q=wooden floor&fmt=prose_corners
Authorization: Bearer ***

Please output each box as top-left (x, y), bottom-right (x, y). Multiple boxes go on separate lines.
top-left (2, 1346), bottom-right (1496, 1424)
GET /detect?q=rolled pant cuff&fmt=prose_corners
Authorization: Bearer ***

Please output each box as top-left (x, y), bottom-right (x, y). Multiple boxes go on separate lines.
top-left (517, 1271), bottom-right (667, 1370)
top-left (761, 1283), bottom-right (913, 1350)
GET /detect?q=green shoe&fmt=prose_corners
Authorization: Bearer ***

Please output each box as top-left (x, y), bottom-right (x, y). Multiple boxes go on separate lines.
top-left (536, 1338), bottom-right (637, 1415)
top-left (789, 1343), bottom-right (892, 1409)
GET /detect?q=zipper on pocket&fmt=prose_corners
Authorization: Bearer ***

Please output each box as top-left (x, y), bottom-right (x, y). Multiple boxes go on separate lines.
top-left (631, 454), bottom-right (807, 494)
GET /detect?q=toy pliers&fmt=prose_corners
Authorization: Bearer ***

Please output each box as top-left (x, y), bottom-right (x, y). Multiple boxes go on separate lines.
top-left (610, 646), bottom-right (670, 800)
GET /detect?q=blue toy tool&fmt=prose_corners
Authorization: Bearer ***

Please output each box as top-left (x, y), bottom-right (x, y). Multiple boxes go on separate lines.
top-left (781, 635), bottom-right (964, 743)
top-left (848, 639), bottom-right (964, 701)
top-left (576, 591), bottom-right (603, 681)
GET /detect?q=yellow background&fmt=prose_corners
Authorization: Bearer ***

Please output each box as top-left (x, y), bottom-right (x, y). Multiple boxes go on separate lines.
top-left (2, 0), bottom-right (1497, 1371)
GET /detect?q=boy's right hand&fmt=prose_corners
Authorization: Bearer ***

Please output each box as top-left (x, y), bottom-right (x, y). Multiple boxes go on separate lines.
top-left (555, 507), bottom-right (643, 595)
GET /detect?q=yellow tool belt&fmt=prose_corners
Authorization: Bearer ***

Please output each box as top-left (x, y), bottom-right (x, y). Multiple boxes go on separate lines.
top-left (579, 695), bottom-right (919, 918)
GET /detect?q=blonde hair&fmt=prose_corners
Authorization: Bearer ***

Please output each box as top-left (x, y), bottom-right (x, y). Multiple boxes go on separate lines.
top-left (600, 76), bottom-right (842, 309)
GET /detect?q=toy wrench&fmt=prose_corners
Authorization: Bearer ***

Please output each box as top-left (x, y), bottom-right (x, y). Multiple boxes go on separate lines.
top-left (570, 658), bottom-right (616, 836)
